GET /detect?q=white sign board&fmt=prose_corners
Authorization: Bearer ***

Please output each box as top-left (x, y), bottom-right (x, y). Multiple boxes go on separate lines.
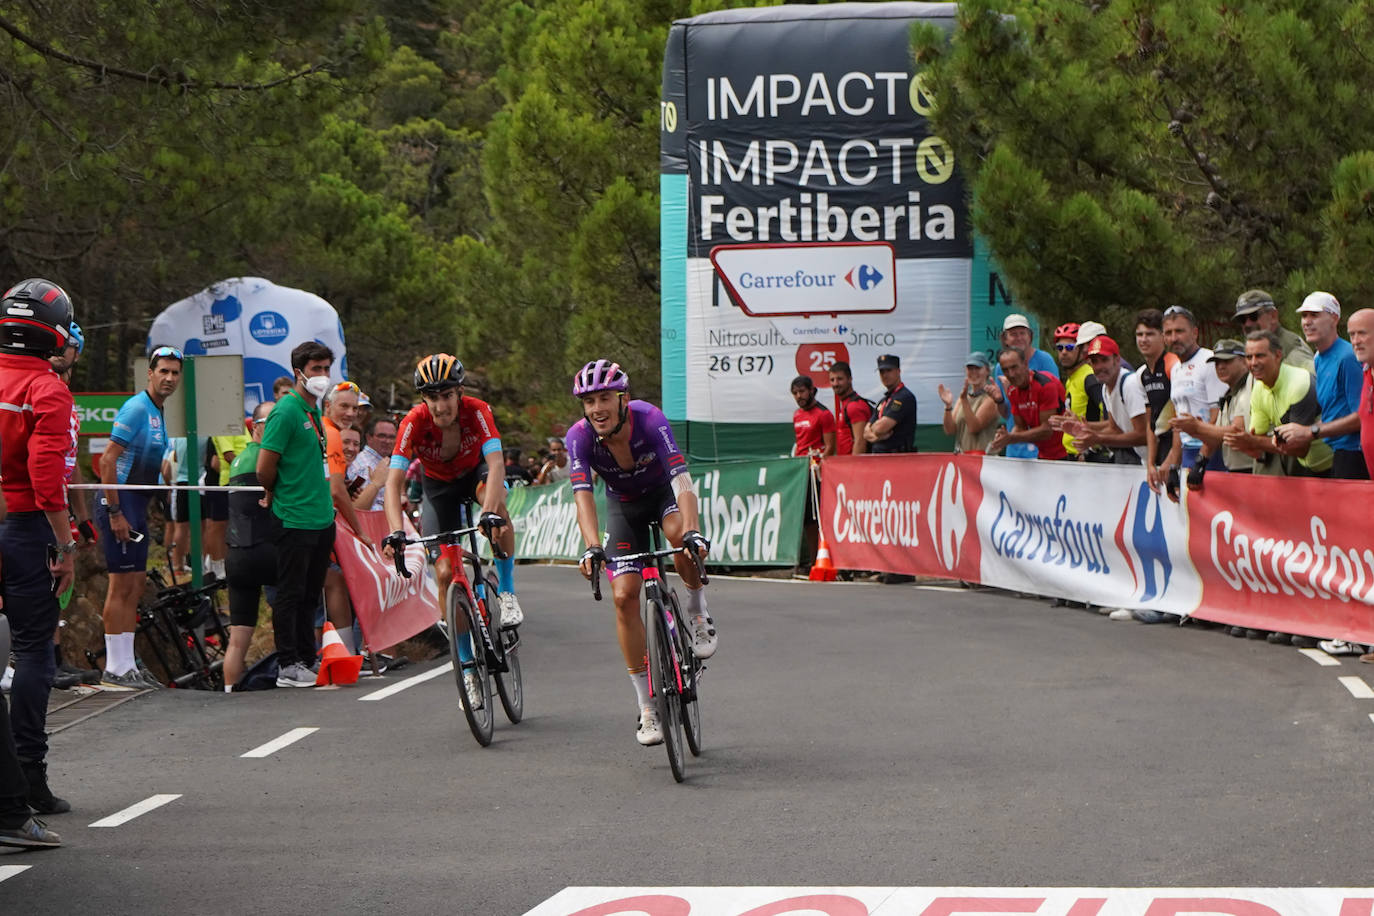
top-left (134, 355), bottom-right (246, 438)
top-left (710, 242), bottom-right (897, 317)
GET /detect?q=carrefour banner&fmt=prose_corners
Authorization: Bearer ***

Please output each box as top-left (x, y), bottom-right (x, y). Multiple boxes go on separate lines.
top-left (661, 4), bottom-right (970, 458)
top-left (820, 455), bottom-right (1374, 643)
top-left (505, 457), bottom-right (808, 567)
top-left (147, 277), bottom-right (349, 415)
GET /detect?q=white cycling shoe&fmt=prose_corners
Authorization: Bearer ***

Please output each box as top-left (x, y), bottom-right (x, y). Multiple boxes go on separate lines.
top-left (636, 706), bottom-right (664, 746)
top-left (690, 613), bottom-right (717, 659)
top-left (498, 593), bottom-right (524, 628)
top-left (463, 671), bottom-right (484, 709)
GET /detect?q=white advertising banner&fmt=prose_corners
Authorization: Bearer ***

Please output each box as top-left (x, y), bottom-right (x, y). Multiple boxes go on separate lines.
top-left (147, 276), bottom-right (349, 414)
top-left (975, 460), bottom-right (1201, 614)
top-left (710, 241), bottom-right (897, 317)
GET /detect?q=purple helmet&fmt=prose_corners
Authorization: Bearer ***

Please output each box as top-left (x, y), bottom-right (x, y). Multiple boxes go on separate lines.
top-left (572, 359), bottom-right (629, 397)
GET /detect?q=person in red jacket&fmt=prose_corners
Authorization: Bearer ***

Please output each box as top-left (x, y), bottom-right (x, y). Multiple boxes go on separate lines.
top-left (0, 278), bottom-right (78, 837)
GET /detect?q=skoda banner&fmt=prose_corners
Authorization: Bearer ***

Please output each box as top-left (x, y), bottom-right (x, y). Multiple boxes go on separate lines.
top-left (661, 3), bottom-right (969, 460)
top-left (146, 277), bottom-right (349, 415)
top-left (503, 457), bottom-right (809, 567)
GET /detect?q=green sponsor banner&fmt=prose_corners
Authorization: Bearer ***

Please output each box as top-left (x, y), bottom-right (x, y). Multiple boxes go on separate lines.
top-left (73, 392), bottom-right (134, 436)
top-left (503, 457), bottom-right (809, 567)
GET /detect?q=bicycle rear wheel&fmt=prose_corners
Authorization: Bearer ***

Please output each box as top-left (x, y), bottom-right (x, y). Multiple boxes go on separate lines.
top-left (485, 572), bottom-right (524, 724)
top-left (647, 595), bottom-right (685, 782)
top-left (447, 585), bottom-right (494, 746)
top-left (667, 590), bottom-right (702, 757)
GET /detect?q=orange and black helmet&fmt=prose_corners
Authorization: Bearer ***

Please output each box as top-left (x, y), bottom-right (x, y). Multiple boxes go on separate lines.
top-left (414, 353), bottom-right (464, 392)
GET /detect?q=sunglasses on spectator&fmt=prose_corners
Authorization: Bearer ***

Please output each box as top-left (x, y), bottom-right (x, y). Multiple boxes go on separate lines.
top-left (334, 381), bottom-right (360, 393)
top-left (150, 345), bottom-right (184, 361)
top-left (1054, 343), bottom-right (1077, 352)
top-left (1163, 305), bottom-right (1196, 321)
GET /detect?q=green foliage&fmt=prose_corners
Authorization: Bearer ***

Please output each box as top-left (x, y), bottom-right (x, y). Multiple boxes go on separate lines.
top-left (914, 0), bottom-right (1374, 337)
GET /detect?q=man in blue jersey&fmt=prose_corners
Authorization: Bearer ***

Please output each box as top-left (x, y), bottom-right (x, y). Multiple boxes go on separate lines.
top-left (96, 346), bottom-right (182, 689)
top-left (569, 359), bottom-right (712, 748)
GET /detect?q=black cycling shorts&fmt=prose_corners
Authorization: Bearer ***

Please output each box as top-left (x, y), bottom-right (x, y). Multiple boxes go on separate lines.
top-left (604, 484), bottom-right (680, 579)
top-left (419, 464), bottom-right (491, 544)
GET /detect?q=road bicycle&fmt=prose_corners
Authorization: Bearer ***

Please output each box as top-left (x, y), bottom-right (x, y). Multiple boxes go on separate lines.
top-left (590, 527), bottom-right (707, 783)
top-left (393, 520), bottom-right (523, 747)
top-left (139, 573), bottom-right (230, 690)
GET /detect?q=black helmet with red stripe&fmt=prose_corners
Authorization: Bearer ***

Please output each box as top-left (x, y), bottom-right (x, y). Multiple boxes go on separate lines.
top-left (1, 278), bottom-right (74, 357)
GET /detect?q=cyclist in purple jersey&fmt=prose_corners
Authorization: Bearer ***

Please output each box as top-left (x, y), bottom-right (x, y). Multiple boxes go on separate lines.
top-left (569, 359), bottom-right (715, 748)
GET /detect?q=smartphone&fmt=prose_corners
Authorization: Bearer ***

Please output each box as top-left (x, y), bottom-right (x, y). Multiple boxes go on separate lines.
top-left (127, 529), bottom-right (146, 543)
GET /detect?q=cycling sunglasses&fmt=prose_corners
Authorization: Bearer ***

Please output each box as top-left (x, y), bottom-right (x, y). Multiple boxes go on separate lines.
top-left (150, 345), bottom-right (184, 361)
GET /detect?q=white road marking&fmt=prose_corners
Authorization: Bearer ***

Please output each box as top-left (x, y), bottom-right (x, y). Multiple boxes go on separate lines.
top-left (240, 727), bottom-right (319, 758)
top-left (89, 793), bottom-right (182, 827)
top-left (915, 585), bottom-right (968, 593)
top-left (0, 865), bottom-right (32, 883)
top-left (1338, 676), bottom-right (1374, 699)
top-left (358, 661), bottom-right (452, 702)
top-left (1300, 648), bottom-right (1341, 666)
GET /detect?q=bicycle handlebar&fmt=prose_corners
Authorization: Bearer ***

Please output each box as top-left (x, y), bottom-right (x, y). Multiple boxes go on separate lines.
top-left (390, 523), bottom-right (508, 579)
top-left (585, 543), bottom-right (709, 601)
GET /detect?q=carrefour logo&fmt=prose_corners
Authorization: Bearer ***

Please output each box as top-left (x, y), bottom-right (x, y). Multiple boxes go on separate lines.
top-left (248, 311), bottom-right (289, 345)
top-left (926, 462), bottom-right (967, 572)
top-left (843, 264), bottom-right (884, 290)
top-left (1117, 482), bottom-right (1172, 602)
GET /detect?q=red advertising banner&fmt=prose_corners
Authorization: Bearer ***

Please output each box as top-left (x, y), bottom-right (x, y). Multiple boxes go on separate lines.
top-left (1188, 473), bottom-right (1374, 644)
top-left (819, 454), bottom-right (984, 583)
top-left (334, 510), bottom-right (440, 648)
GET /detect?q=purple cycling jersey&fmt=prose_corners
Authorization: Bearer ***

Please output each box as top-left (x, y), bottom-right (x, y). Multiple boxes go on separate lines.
top-left (566, 400), bottom-right (689, 501)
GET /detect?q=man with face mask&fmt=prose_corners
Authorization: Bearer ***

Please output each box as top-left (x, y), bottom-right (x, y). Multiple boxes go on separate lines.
top-left (256, 341), bottom-right (339, 688)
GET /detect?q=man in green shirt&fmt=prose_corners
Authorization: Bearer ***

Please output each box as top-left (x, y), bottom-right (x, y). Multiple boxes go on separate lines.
top-left (1224, 330), bottom-right (1333, 476)
top-left (256, 341), bottom-right (338, 687)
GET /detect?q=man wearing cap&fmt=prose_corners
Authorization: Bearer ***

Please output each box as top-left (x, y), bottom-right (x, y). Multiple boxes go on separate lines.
top-left (827, 361), bottom-right (872, 455)
top-left (1052, 322), bottom-right (1104, 459)
top-left (996, 314), bottom-right (1058, 458)
top-left (864, 354), bottom-right (917, 453)
top-left (1272, 292), bottom-right (1368, 480)
top-left (790, 375), bottom-right (836, 458)
top-left (1223, 330), bottom-right (1333, 476)
top-left (1161, 306), bottom-right (1229, 480)
top-left (939, 352), bottom-right (1001, 454)
top-left (1233, 289), bottom-right (1314, 373)
top-left (1163, 340), bottom-right (1254, 498)
top-left (1068, 336), bottom-right (1148, 464)
top-left (990, 347), bottom-right (1068, 460)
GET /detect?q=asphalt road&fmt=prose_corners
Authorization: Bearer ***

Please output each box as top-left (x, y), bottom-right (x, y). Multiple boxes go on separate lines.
top-left (4, 566), bottom-right (1373, 914)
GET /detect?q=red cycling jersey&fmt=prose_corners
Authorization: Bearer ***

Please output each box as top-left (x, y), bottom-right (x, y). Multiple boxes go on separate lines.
top-left (391, 396), bottom-right (502, 482)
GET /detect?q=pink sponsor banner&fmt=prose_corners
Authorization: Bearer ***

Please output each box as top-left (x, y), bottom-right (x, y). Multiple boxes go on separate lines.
top-left (819, 454), bottom-right (984, 582)
top-left (1189, 474), bottom-right (1374, 643)
top-left (334, 510), bottom-right (440, 648)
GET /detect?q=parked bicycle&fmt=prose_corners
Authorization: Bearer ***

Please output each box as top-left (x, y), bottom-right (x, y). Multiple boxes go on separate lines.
top-left (589, 525), bottom-right (707, 783)
top-left (137, 572), bottom-right (230, 690)
top-left (392, 520), bottom-right (523, 746)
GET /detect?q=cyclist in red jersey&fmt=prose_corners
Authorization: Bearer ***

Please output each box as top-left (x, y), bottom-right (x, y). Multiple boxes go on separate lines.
top-left (381, 355), bottom-right (522, 707)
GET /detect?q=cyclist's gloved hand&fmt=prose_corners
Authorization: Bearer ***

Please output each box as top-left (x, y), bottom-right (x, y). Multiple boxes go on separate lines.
top-left (580, 545), bottom-right (606, 567)
top-left (682, 529), bottom-right (710, 557)
top-left (382, 530), bottom-right (407, 554)
top-left (78, 518), bottom-right (98, 544)
top-left (479, 512), bottom-right (506, 536)
top-left (1165, 465), bottom-right (1181, 502)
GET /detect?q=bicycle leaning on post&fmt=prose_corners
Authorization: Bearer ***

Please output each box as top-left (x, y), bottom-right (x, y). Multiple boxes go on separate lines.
top-left (589, 524), bottom-right (707, 783)
top-left (391, 513), bottom-right (523, 747)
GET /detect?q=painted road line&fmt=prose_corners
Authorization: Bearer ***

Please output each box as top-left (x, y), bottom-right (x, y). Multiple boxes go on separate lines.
top-left (916, 585), bottom-right (968, 593)
top-left (1338, 676), bottom-right (1374, 699)
top-left (241, 727), bottom-right (320, 758)
top-left (359, 661), bottom-right (452, 702)
top-left (0, 865), bottom-right (32, 883)
top-left (1299, 648), bottom-right (1341, 666)
top-left (89, 793), bottom-right (182, 828)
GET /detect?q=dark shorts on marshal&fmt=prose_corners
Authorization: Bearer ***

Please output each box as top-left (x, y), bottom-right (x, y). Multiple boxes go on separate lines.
top-left (95, 493), bottom-right (151, 574)
top-left (604, 484), bottom-right (680, 579)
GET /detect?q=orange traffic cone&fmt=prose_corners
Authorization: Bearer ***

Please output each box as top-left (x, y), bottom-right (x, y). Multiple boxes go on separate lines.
top-left (809, 535), bottom-right (838, 582)
top-left (316, 623), bottom-right (364, 687)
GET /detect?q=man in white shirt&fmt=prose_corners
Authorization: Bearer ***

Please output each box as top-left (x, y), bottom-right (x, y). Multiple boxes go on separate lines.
top-left (1161, 306), bottom-right (1229, 482)
top-left (1066, 336), bottom-right (1147, 464)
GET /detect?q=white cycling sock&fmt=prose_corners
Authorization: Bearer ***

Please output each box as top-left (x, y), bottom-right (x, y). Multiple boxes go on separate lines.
top-left (105, 633), bottom-right (135, 674)
top-left (629, 670), bottom-right (651, 709)
top-left (685, 584), bottom-right (707, 617)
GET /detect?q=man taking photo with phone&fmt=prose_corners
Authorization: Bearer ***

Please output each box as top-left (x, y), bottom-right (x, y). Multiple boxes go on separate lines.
top-left (96, 345), bottom-right (182, 690)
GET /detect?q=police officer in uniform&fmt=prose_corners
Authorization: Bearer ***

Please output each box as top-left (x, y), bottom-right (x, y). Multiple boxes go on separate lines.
top-left (864, 354), bottom-right (918, 453)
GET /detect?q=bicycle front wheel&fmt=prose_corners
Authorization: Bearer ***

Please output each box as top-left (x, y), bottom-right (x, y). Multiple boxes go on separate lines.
top-left (447, 585), bottom-right (494, 746)
top-left (487, 571), bottom-right (524, 724)
top-left (647, 595), bottom-right (685, 783)
top-left (668, 590), bottom-right (701, 757)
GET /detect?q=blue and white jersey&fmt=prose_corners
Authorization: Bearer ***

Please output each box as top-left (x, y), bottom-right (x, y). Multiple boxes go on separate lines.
top-left (109, 391), bottom-right (168, 485)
